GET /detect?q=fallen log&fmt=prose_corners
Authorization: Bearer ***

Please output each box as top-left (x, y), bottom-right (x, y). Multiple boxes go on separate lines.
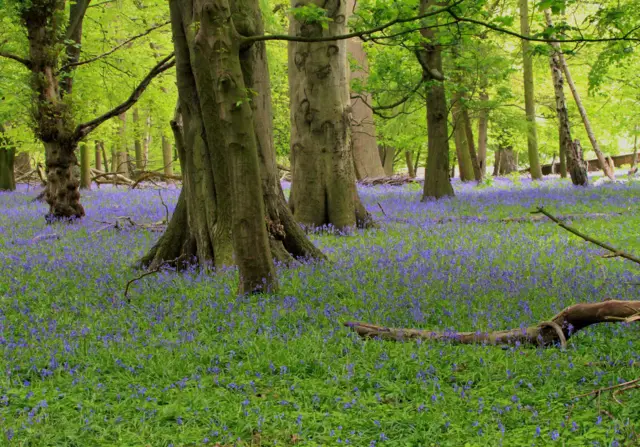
top-left (92, 172), bottom-right (135, 185)
top-left (345, 299), bottom-right (640, 347)
top-left (358, 175), bottom-right (420, 186)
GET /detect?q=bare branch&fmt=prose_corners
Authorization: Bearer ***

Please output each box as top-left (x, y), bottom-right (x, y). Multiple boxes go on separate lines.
top-left (73, 53), bottom-right (175, 141)
top-left (59, 20), bottom-right (171, 72)
top-left (533, 207), bottom-right (640, 265)
top-left (0, 50), bottom-right (32, 69)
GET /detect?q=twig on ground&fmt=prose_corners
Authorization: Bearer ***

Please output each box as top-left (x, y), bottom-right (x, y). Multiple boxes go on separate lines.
top-left (533, 207), bottom-right (640, 265)
top-left (377, 202), bottom-right (388, 217)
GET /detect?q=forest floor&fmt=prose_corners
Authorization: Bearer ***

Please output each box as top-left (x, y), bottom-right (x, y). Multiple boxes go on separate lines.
top-left (1, 175), bottom-right (639, 446)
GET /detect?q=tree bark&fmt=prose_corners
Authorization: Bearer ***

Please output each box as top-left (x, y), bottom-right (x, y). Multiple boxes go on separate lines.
top-left (143, 0), bottom-right (324, 294)
top-left (143, 114), bottom-right (152, 170)
top-left (418, 0), bottom-right (454, 200)
top-left (288, 0), bottom-right (372, 230)
top-left (631, 128), bottom-right (638, 174)
top-left (94, 140), bottom-right (102, 171)
top-left (452, 94), bottom-right (475, 182)
top-left (381, 146), bottom-right (395, 176)
top-left (79, 142), bottom-right (91, 189)
top-left (133, 108), bottom-right (144, 171)
top-left (519, 0), bottom-right (543, 179)
top-left (495, 145), bottom-right (517, 175)
top-left (544, 10), bottom-right (614, 181)
top-left (346, 0), bottom-right (386, 180)
top-left (0, 148), bottom-right (16, 192)
top-left (405, 151), bottom-right (416, 178)
top-left (162, 134), bottom-right (173, 177)
top-left (477, 93), bottom-right (489, 178)
top-left (547, 37), bottom-right (588, 186)
top-left (117, 112), bottom-right (129, 177)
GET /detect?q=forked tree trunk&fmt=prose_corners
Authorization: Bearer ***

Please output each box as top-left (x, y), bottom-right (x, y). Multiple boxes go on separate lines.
top-left (548, 40), bottom-right (588, 186)
top-left (346, 0), bottom-right (386, 180)
top-left (418, 0), bottom-right (454, 200)
top-left (288, 0), bottom-right (371, 230)
top-left (495, 146), bottom-right (517, 175)
top-left (79, 143), bottom-right (91, 189)
top-left (544, 10), bottom-right (614, 181)
top-left (519, 0), bottom-right (543, 179)
top-left (142, 0), bottom-right (323, 293)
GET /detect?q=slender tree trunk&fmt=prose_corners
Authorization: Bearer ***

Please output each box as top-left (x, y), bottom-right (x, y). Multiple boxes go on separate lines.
top-left (452, 94), bottom-right (474, 182)
top-left (519, 0), bottom-right (543, 179)
top-left (547, 40), bottom-right (588, 186)
top-left (544, 10), bottom-right (613, 181)
top-left (133, 108), bottom-right (144, 171)
top-left (405, 151), bottom-right (416, 177)
top-left (117, 112), bottom-right (129, 177)
top-left (0, 125), bottom-right (16, 191)
top-left (630, 128), bottom-right (638, 174)
top-left (162, 134), bottom-right (173, 176)
top-left (346, 0), bottom-right (385, 180)
top-left (79, 142), bottom-right (91, 189)
top-left (413, 147), bottom-right (421, 176)
top-left (418, 0), bottom-right (454, 200)
top-left (94, 140), bottom-right (102, 171)
top-left (288, 0), bottom-right (371, 229)
top-left (492, 149), bottom-right (500, 176)
top-left (477, 91), bottom-right (489, 177)
top-left (101, 142), bottom-right (108, 174)
top-left (143, 114), bottom-right (152, 170)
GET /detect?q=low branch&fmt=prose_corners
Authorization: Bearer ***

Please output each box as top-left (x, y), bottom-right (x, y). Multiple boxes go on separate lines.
top-left (59, 21), bottom-right (171, 72)
top-left (73, 53), bottom-right (175, 141)
top-left (534, 207), bottom-right (640, 265)
top-left (0, 50), bottom-right (32, 69)
top-left (345, 299), bottom-right (640, 347)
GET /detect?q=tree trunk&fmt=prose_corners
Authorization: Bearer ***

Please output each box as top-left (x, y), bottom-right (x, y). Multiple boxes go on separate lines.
top-left (477, 92), bottom-right (489, 177)
top-left (0, 128), bottom-right (15, 191)
top-left (94, 140), bottom-right (102, 171)
top-left (381, 146), bottom-right (395, 176)
top-left (418, 0), bottom-right (454, 200)
top-left (543, 11), bottom-right (613, 180)
top-left (405, 151), bottom-right (416, 178)
top-left (496, 146), bottom-right (517, 175)
top-left (79, 142), bottom-right (91, 189)
top-left (143, 114), bottom-right (152, 170)
top-left (413, 147), bottom-right (421, 176)
top-left (548, 41), bottom-right (588, 186)
top-left (519, 0), bottom-right (543, 179)
top-left (143, 0), bottom-right (324, 294)
top-left (117, 112), bottom-right (129, 177)
top-left (346, 0), bottom-right (386, 180)
top-left (133, 108), bottom-right (144, 171)
top-left (288, 0), bottom-right (372, 230)
top-left (162, 134), bottom-right (173, 177)
top-left (452, 94), bottom-right (474, 182)
top-left (630, 129), bottom-right (638, 174)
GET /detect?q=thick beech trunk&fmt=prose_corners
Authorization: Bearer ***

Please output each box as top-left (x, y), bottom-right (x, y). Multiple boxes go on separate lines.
top-left (544, 10), bottom-right (614, 181)
top-left (418, 0), bottom-right (454, 200)
top-left (288, 0), bottom-right (371, 230)
top-left (380, 146), bottom-right (395, 176)
top-left (548, 42), bottom-right (588, 186)
top-left (346, 0), bottom-right (385, 180)
top-left (79, 143), bottom-right (91, 189)
top-left (494, 146), bottom-right (517, 175)
top-left (143, 0), bottom-right (324, 293)
top-left (519, 0), bottom-right (543, 179)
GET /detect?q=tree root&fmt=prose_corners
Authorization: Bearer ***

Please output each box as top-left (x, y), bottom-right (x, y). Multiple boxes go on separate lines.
top-left (345, 299), bottom-right (640, 347)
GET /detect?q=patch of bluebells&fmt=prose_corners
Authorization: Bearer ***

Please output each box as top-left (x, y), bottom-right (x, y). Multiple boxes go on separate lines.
top-left (0, 176), bottom-right (639, 444)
